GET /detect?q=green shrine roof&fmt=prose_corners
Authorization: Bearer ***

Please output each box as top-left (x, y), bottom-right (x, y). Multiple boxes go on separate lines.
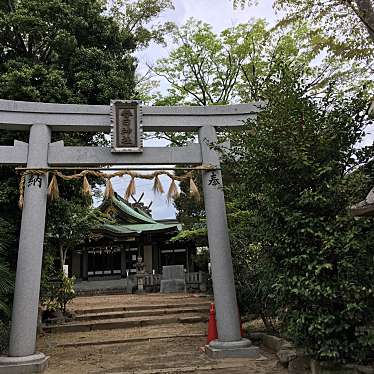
top-left (98, 193), bottom-right (180, 236)
top-left (100, 222), bottom-right (180, 235)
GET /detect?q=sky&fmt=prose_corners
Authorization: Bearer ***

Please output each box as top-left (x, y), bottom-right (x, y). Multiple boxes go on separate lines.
top-left (137, 0), bottom-right (277, 73)
top-left (107, 0), bottom-right (277, 220)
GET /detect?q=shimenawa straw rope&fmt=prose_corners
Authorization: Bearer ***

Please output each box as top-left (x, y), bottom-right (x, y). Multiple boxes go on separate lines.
top-left (18, 165), bottom-right (214, 209)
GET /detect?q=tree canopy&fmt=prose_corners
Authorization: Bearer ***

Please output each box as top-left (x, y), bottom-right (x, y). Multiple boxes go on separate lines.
top-left (233, 0), bottom-right (374, 66)
top-left (153, 17), bottom-right (372, 109)
top-left (0, 0), bottom-right (173, 103)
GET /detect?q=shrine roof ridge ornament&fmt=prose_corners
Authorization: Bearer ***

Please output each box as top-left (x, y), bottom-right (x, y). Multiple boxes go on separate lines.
top-left (0, 99), bottom-right (264, 132)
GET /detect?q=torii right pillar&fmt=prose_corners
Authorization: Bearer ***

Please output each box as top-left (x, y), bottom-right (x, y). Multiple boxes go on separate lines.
top-left (199, 125), bottom-right (259, 358)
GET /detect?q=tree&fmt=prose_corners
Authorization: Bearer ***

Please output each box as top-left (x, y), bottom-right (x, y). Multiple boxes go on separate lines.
top-left (0, 0), bottom-right (173, 246)
top-left (0, 0), bottom-right (174, 104)
top-left (109, 0), bottom-right (174, 49)
top-left (223, 68), bottom-right (374, 362)
top-left (153, 18), bottom-right (245, 106)
top-left (234, 1), bottom-right (374, 67)
top-left (45, 200), bottom-right (107, 270)
top-left (153, 18), bottom-right (316, 106)
top-left (0, 0), bottom-right (173, 339)
top-left (154, 17), bottom-right (371, 106)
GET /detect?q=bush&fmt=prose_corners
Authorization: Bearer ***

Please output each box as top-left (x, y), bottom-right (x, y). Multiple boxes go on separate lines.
top-left (0, 321), bottom-right (10, 354)
top-left (56, 274), bottom-right (75, 313)
top-left (40, 255), bottom-right (76, 314)
top-left (231, 232), bottom-right (282, 333)
top-left (226, 70), bottom-right (374, 362)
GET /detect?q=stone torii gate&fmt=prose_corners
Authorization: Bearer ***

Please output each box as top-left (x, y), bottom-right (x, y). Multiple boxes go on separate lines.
top-left (0, 99), bottom-right (261, 373)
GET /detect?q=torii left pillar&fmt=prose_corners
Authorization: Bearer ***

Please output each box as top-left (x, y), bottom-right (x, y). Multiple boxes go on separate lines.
top-left (0, 124), bottom-right (50, 373)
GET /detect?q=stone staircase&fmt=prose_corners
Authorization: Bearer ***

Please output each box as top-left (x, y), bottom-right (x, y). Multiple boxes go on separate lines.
top-left (37, 294), bottom-right (284, 374)
top-left (43, 297), bottom-right (211, 334)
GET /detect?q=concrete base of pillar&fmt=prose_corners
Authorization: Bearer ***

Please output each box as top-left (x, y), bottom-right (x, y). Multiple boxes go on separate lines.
top-left (0, 352), bottom-right (48, 373)
top-left (206, 338), bottom-right (260, 359)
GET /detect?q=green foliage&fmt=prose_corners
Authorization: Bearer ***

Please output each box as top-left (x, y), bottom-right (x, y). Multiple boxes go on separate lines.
top-left (170, 227), bottom-right (207, 243)
top-left (45, 199), bottom-right (107, 269)
top-left (273, 0), bottom-right (374, 57)
top-left (0, 258), bottom-right (13, 317)
top-left (0, 0), bottom-right (133, 103)
top-left (40, 253), bottom-right (56, 302)
top-left (40, 261), bottom-right (76, 314)
top-left (0, 218), bottom-right (14, 318)
top-left (225, 69), bottom-right (374, 362)
top-left (56, 274), bottom-right (76, 313)
top-left (0, 320), bottom-right (10, 354)
top-left (154, 18), bottom-right (242, 105)
top-left (153, 17), bottom-right (370, 110)
top-left (0, 0), bottom-right (173, 104)
top-left (190, 246), bottom-right (210, 271)
top-left (172, 175), bottom-right (206, 231)
top-left (234, 0), bottom-right (374, 65)
top-left (109, 0), bottom-right (174, 48)
top-left (154, 18), bottom-right (320, 105)
top-left (0, 217), bottom-right (14, 354)
top-left (228, 207), bottom-right (282, 332)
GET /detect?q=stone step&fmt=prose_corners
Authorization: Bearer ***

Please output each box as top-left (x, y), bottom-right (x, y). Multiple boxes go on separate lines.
top-left (73, 301), bottom-right (211, 315)
top-left (43, 313), bottom-right (208, 334)
top-left (49, 332), bottom-right (207, 348)
top-left (75, 306), bottom-right (209, 321)
top-left (37, 322), bottom-right (207, 349)
top-left (92, 362), bottom-right (251, 374)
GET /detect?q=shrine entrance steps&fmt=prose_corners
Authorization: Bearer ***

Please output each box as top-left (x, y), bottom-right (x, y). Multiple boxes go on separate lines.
top-left (37, 294), bottom-right (286, 374)
top-left (42, 293), bottom-right (211, 335)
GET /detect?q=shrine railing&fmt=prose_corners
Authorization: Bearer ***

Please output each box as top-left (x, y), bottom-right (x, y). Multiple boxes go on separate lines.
top-left (143, 271), bottom-right (208, 292)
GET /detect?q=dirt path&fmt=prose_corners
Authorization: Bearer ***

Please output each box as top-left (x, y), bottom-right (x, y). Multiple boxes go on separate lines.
top-left (41, 336), bottom-right (286, 374)
top-left (38, 293), bottom-right (286, 374)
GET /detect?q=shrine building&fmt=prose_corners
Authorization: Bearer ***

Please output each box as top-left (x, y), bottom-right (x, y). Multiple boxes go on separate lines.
top-left (69, 193), bottom-right (196, 280)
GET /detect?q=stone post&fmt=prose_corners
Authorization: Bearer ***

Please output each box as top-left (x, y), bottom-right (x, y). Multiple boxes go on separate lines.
top-left (198, 125), bottom-right (259, 358)
top-left (0, 125), bottom-right (50, 372)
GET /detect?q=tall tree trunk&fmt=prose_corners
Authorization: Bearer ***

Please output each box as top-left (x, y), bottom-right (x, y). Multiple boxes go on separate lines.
top-left (59, 243), bottom-right (66, 271)
top-left (354, 0), bottom-right (374, 43)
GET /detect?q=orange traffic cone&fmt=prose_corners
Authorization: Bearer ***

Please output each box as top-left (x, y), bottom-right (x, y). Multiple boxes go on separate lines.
top-left (207, 303), bottom-right (218, 343)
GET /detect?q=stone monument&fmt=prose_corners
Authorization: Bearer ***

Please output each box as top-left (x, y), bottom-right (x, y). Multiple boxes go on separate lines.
top-left (160, 265), bottom-right (186, 293)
